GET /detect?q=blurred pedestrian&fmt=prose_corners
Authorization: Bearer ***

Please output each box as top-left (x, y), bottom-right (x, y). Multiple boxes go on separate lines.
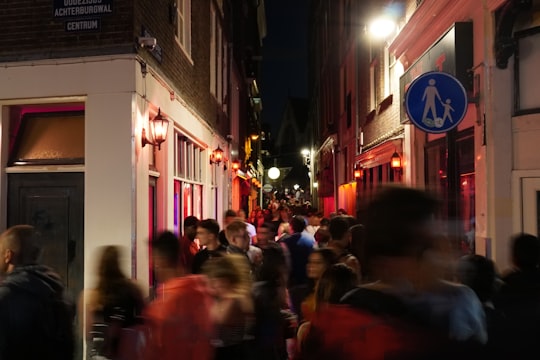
top-left (290, 248), bottom-right (336, 325)
top-left (142, 230), bottom-right (214, 360)
top-left (80, 245), bottom-right (146, 359)
top-left (456, 254), bottom-right (507, 357)
top-left (494, 233), bottom-right (540, 358)
top-left (203, 253), bottom-right (255, 360)
top-left (218, 210), bottom-right (237, 247)
top-left (298, 186), bottom-right (487, 360)
top-left (0, 224), bottom-right (75, 360)
top-left (297, 263), bottom-right (357, 352)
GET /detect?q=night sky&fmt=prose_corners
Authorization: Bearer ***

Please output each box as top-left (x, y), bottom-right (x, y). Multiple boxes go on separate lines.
top-left (261, 0), bottom-right (309, 137)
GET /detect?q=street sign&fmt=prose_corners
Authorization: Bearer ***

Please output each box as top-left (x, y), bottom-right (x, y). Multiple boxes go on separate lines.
top-left (262, 184), bottom-right (273, 193)
top-left (404, 71), bottom-right (468, 134)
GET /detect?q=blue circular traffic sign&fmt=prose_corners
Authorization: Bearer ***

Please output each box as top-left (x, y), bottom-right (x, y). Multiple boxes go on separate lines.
top-left (404, 71), bottom-right (468, 134)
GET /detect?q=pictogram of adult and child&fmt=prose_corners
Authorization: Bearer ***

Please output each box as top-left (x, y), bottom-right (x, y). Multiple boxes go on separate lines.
top-left (421, 78), bottom-right (454, 128)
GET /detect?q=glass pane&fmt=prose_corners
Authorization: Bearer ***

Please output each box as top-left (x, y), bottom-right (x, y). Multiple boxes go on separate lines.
top-left (519, 32), bottom-right (540, 110)
top-left (10, 112), bottom-right (84, 165)
top-left (194, 184), bottom-right (202, 220)
top-left (174, 180), bottom-right (181, 236)
top-left (183, 182), bottom-right (192, 217)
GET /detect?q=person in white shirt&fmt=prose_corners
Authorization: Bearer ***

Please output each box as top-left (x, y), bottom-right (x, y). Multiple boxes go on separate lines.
top-left (237, 208), bottom-right (257, 245)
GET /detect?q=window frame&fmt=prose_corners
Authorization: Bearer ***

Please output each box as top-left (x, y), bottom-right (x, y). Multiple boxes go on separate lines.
top-left (175, 0), bottom-right (192, 56)
top-left (514, 26), bottom-right (540, 115)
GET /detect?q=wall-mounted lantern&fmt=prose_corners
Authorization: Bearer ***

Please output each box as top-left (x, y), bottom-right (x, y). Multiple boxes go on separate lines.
top-left (390, 151), bottom-right (402, 169)
top-left (142, 108), bottom-right (169, 150)
top-left (354, 163), bottom-right (364, 179)
top-left (210, 146), bottom-right (224, 165)
top-left (231, 159), bottom-right (241, 171)
top-left (250, 132), bottom-right (260, 141)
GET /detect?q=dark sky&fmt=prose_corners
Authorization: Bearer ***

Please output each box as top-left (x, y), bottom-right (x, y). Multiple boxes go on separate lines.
top-left (261, 0), bottom-right (309, 136)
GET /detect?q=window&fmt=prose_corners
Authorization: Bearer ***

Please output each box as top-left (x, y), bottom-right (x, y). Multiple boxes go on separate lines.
top-left (515, 27), bottom-right (540, 114)
top-left (9, 111), bottom-right (84, 166)
top-left (175, 133), bottom-right (203, 182)
top-left (369, 62), bottom-right (378, 111)
top-left (210, 6), bottom-right (216, 97)
top-left (174, 131), bottom-right (204, 234)
top-left (425, 128), bottom-right (475, 240)
top-left (175, 0), bottom-right (191, 55)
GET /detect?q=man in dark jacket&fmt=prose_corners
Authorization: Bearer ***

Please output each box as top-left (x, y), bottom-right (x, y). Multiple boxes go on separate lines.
top-left (0, 224), bottom-right (74, 360)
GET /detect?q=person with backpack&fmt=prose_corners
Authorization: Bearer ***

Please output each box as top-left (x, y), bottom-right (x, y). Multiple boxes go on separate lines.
top-left (0, 224), bottom-right (75, 360)
top-left (298, 187), bottom-right (487, 360)
top-left (80, 245), bottom-right (146, 360)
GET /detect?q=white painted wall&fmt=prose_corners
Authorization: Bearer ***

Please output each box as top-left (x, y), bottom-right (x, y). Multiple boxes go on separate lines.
top-left (0, 55), bottom-right (229, 292)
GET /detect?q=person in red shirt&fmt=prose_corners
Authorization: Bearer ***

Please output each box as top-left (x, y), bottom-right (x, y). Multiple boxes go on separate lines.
top-left (142, 230), bottom-right (214, 360)
top-left (180, 216), bottom-right (200, 273)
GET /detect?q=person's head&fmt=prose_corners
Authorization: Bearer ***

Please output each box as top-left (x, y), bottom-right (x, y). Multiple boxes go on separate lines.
top-left (183, 215), bottom-right (199, 241)
top-left (197, 219), bottom-right (220, 248)
top-left (328, 216), bottom-right (352, 247)
top-left (364, 186), bottom-right (440, 260)
top-left (203, 253), bottom-right (252, 297)
top-left (307, 247), bottom-right (337, 280)
top-left (290, 215), bottom-right (307, 233)
top-left (314, 228), bottom-right (331, 248)
top-left (0, 225), bottom-right (42, 275)
top-left (456, 254), bottom-right (497, 303)
top-left (319, 217), bottom-right (330, 230)
top-left (277, 222), bottom-right (291, 238)
top-left (510, 233), bottom-right (540, 271)
top-left (316, 263), bottom-right (357, 307)
top-left (226, 220), bottom-right (250, 251)
top-left (308, 211), bottom-right (323, 226)
top-left (257, 222), bottom-right (276, 247)
top-left (237, 209), bottom-right (247, 220)
top-left (96, 245), bottom-right (126, 281)
top-left (223, 209), bottom-right (237, 226)
top-left (151, 230), bottom-right (180, 282)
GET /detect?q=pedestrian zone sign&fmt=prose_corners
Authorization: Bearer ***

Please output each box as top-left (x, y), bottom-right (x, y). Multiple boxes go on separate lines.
top-left (404, 71), bottom-right (468, 134)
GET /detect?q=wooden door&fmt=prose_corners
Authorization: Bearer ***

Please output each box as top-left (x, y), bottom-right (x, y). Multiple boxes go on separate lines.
top-left (7, 172), bottom-right (84, 301)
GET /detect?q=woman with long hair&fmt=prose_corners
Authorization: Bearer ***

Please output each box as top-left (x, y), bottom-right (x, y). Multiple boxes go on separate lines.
top-left (80, 245), bottom-right (145, 359)
top-left (203, 253), bottom-right (255, 360)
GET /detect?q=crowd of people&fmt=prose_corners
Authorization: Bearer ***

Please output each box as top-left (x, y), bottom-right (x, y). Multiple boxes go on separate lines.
top-left (1, 185), bottom-right (540, 359)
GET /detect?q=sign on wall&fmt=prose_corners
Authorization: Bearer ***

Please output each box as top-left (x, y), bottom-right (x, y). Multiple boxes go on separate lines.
top-left (399, 22), bottom-right (473, 123)
top-left (53, 0), bottom-right (113, 32)
top-left (404, 71), bottom-right (468, 134)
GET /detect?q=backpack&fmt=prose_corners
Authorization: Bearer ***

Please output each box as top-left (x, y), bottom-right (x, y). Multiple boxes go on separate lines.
top-left (89, 306), bottom-right (145, 360)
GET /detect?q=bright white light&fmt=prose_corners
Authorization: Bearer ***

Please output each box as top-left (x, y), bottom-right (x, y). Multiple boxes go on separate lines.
top-left (268, 167), bottom-right (280, 180)
top-left (313, 182), bottom-right (318, 188)
top-left (301, 148), bottom-right (310, 156)
top-left (369, 17), bottom-right (396, 39)
top-left (293, 184), bottom-right (300, 191)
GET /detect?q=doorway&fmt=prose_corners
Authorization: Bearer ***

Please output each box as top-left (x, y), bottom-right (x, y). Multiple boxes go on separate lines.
top-left (7, 172), bottom-right (84, 301)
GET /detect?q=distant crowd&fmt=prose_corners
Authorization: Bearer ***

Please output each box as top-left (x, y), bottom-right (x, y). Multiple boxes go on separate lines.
top-left (0, 185), bottom-right (539, 359)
